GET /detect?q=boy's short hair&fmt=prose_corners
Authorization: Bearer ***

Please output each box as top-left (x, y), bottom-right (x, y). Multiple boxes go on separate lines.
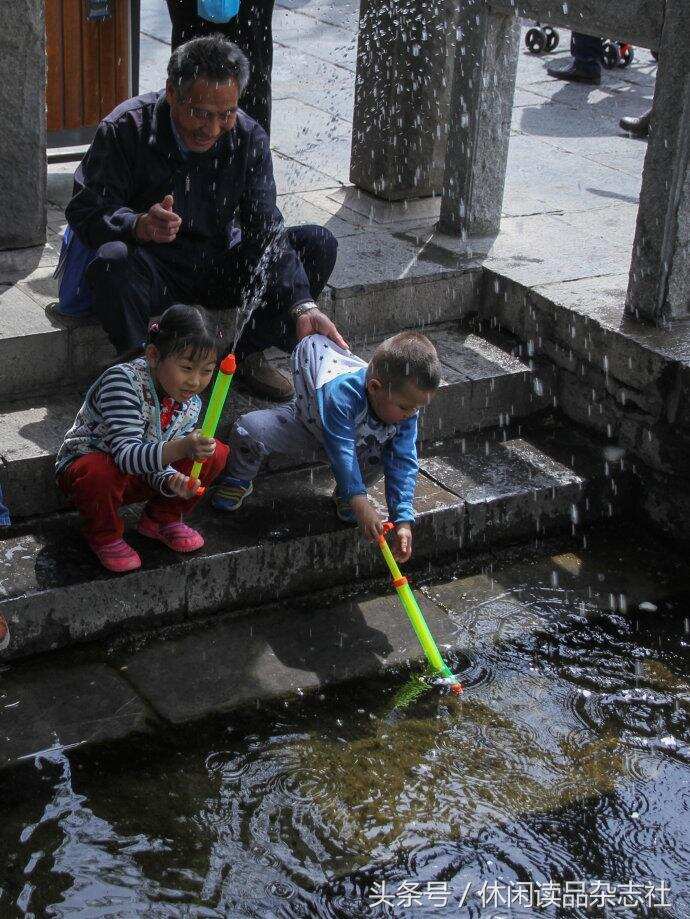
top-left (369, 331), bottom-right (442, 392)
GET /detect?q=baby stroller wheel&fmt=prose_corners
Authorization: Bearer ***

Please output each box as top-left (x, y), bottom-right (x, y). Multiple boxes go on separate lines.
top-left (544, 27), bottom-right (559, 52)
top-left (619, 43), bottom-right (635, 67)
top-left (602, 39), bottom-right (619, 69)
top-left (526, 27), bottom-right (546, 54)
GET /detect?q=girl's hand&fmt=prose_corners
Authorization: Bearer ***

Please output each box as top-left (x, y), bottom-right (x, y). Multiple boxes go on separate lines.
top-left (392, 523), bottom-right (413, 563)
top-left (182, 430), bottom-right (216, 461)
top-left (167, 471), bottom-right (195, 498)
top-left (350, 495), bottom-right (385, 542)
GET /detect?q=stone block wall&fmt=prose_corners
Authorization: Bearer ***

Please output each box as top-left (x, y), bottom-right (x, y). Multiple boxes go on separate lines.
top-left (480, 270), bottom-right (690, 540)
top-left (0, 0), bottom-right (46, 249)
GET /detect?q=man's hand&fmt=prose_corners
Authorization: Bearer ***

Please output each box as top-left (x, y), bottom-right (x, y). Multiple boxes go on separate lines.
top-left (181, 430), bottom-right (216, 461)
top-left (295, 306), bottom-right (349, 350)
top-left (392, 523), bottom-right (412, 563)
top-left (166, 471), bottom-right (194, 498)
top-left (135, 194), bottom-right (182, 244)
top-left (350, 494), bottom-right (384, 542)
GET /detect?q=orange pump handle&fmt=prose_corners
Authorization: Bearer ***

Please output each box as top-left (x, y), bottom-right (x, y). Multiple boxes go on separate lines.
top-left (377, 521), bottom-right (395, 544)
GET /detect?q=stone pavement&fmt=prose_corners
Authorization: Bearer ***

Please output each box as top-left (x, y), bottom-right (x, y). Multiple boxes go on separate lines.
top-left (36, 4), bottom-right (657, 309)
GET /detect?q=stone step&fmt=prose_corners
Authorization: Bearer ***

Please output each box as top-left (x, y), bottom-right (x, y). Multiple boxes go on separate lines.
top-left (0, 423), bottom-right (634, 664)
top-left (0, 325), bottom-right (551, 520)
top-left (4, 522), bottom-right (673, 769)
top-left (0, 246), bottom-right (480, 401)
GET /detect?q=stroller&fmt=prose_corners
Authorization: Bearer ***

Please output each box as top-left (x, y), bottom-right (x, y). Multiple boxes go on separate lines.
top-left (525, 24), bottom-right (635, 68)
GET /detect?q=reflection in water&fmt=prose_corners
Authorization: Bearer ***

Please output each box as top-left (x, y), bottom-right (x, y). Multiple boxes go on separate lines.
top-left (1, 541), bottom-right (689, 917)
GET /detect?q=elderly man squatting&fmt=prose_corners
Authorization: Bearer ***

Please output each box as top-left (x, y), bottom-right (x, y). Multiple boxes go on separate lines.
top-left (65, 35), bottom-right (343, 401)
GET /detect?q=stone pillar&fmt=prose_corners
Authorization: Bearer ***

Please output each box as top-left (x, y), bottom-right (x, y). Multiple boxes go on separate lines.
top-left (349, 0), bottom-right (459, 201)
top-left (0, 0), bottom-right (46, 249)
top-left (438, 2), bottom-right (519, 237)
top-left (626, 0), bottom-right (690, 324)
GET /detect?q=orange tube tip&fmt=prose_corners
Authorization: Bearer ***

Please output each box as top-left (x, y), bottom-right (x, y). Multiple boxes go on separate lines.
top-left (220, 354), bottom-right (236, 374)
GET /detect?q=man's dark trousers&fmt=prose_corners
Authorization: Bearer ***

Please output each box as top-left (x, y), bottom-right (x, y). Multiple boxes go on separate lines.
top-left (571, 32), bottom-right (603, 77)
top-left (86, 224), bottom-right (337, 357)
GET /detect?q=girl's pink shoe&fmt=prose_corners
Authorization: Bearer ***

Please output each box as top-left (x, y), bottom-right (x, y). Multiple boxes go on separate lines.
top-left (137, 515), bottom-right (205, 553)
top-left (90, 538), bottom-right (142, 573)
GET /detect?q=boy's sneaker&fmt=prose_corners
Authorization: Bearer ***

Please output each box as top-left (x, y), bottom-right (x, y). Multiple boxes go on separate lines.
top-left (137, 515), bottom-right (205, 553)
top-left (333, 494), bottom-right (357, 525)
top-left (90, 538), bottom-right (142, 573)
top-left (212, 477), bottom-right (254, 512)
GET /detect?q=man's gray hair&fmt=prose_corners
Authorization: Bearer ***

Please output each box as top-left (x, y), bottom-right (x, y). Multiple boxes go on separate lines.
top-left (167, 34), bottom-right (250, 97)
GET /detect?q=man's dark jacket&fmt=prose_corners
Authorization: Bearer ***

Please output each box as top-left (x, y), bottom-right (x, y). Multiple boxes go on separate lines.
top-left (65, 90), bottom-right (311, 304)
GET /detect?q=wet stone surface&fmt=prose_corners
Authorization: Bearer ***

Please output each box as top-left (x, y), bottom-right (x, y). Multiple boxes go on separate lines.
top-left (0, 663), bottom-right (150, 767)
top-left (0, 420), bottom-right (636, 663)
top-left (0, 527), bottom-right (689, 917)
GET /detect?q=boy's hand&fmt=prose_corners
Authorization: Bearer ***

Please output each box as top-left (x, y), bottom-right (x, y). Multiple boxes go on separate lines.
top-left (167, 471), bottom-right (194, 498)
top-left (182, 430), bottom-right (216, 461)
top-left (392, 523), bottom-right (412, 563)
top-left (350, 495), bottom-right (385, 542)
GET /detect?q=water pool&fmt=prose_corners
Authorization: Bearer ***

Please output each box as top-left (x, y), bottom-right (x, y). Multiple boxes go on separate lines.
top-left (1, 532), bottom-right (689, 917)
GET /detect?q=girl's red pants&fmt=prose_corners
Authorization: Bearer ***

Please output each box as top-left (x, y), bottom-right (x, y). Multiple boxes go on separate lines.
top-left (57, 440), bottom-right (228, 546)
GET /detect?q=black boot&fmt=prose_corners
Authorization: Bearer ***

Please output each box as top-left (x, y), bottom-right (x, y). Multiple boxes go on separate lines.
top-left (546, 62), bottom-right (601, 85)
top-left (619, 109), bottom-right (652, 138)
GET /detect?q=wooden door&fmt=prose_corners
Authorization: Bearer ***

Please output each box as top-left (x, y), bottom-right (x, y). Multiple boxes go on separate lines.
top-left (46, 0), bottom-right (133, 145)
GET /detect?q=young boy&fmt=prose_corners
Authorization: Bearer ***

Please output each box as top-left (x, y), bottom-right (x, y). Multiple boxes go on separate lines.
top-left (213, 331), bottom-right (441, 562)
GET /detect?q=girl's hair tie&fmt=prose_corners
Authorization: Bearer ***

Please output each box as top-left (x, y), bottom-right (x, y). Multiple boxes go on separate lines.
top-left (217, 329), bottom-right (224, 340)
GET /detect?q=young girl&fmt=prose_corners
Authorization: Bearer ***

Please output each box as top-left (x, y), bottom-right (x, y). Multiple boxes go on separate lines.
top-left (56, 304), bottom-right (229, 573)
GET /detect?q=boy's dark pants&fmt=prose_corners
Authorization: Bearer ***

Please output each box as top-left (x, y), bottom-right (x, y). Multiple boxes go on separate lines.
top-left (58, 440), bottom-right (228, 546)
top-left (86, 225), bottom-right (337, 356)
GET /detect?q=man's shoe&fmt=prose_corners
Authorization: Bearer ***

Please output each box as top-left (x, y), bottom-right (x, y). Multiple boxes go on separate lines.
top-left (619, 109), bottom-right (651, 138)
top-left (546, 62), bottom-right (601, 85)
top-left (45, 301), bottom-right (96, 327)
top-left (212, 477), bottom-right (254, 512)
top-left (235, 352), bottom-right (294, 402)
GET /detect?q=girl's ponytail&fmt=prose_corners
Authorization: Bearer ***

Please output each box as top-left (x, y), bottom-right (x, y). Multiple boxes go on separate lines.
top-left (108, 304), bottom-right (224, 368)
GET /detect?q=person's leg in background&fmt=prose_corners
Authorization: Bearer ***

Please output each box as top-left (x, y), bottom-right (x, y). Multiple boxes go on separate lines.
top-left (165, 0), bottom-right (275, 135)
top-left (547, 31), bottom-right (603, 85)
top-left (165, 0), bottom-right (201, 48)
top-left (620, 107), bottom-right (652, 138)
